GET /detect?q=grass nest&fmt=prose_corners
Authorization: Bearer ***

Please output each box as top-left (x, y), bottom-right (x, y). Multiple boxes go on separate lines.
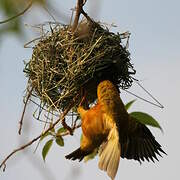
top-left (24, 20), bottom-right (136, 112)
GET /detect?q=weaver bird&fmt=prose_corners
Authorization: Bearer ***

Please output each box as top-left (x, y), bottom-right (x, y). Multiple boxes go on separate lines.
top-left (66, 80), bottom-right (166, 180)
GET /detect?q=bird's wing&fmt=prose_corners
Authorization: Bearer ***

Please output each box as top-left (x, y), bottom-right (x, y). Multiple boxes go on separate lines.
top-left (120, 116), bottom-right (166, 163)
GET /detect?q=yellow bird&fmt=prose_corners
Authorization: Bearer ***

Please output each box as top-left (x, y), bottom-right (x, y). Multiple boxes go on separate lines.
top-left (66, 80), bottom-right (166, 180)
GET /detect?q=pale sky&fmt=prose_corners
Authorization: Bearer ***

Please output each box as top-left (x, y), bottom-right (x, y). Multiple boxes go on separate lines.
top-left (0, 0), bottom-right (180, 180)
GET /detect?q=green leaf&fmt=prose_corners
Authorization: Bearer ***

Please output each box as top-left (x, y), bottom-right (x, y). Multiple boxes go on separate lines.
top-left (125, 99), bottom-right (136, 110)
top-left (57, 127), bottom-right (67, 135)
top-left (42, 139), bottom-right (53, 161)
top-left (130, 111), bottom-right (163, 131)
top-left (55, 136), bottom-right (64, 147)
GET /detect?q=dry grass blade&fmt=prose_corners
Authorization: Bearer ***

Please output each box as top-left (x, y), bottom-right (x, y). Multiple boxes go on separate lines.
top-left (24, 20), bottom-right (136, 117)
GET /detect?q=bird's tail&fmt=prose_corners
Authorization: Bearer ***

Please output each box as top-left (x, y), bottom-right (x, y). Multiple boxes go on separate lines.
top-left (98, 125), bottom-right (121, 180)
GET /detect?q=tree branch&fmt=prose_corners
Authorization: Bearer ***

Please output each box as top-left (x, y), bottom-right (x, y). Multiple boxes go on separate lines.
top-left (72, 0), bottom-right (86, 32)
top-left (0, 94), bottom-right (79, 171)
top-left (18, 87), bottom-right (33, 135)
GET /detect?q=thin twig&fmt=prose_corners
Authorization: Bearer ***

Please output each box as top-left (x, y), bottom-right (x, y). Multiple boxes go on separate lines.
top-left (0, 0), bottom-right (33, 24)
top-left (1, 134), bottom-right (40, 172)
top-left (62, 118), bottom-right (73, 135)
top-left (19, 87), bottom-right (33, 135)
top-left (81, 8), bottom-right (93, 23)
top-left (72, 117), bottom-right (81, 130)
top-left (0, 94), bottom-right (79, 171)
top-left (58, 124), bottom-right (81, 137)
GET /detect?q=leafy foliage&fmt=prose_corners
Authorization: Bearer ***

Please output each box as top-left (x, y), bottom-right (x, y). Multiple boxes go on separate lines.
top-left (130, 111), bottom-right (163, 131)
top-left (42, 139), bottom-right (53, 161)
top-left (55, 136), bottom-right (64, 147)
top-left (125, 99), bottom-right (136, 110)
top-left (125, 100), bottom-right (163, 131)
top-left (57, 127), bottom-right (67, 135)
top-left (41, 126), bottom-right (66, 160)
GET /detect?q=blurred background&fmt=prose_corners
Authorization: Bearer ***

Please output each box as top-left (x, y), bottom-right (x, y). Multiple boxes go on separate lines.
top-left (0, 0), bottom-right (179, 179)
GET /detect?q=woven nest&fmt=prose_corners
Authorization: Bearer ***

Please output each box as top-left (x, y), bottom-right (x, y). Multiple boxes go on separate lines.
top-left (24, 20), bottom-right (136, 111)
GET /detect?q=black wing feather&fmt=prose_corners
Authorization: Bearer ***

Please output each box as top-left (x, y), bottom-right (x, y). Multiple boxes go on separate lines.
top-left (120, 117), bottom-right (166, 163)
